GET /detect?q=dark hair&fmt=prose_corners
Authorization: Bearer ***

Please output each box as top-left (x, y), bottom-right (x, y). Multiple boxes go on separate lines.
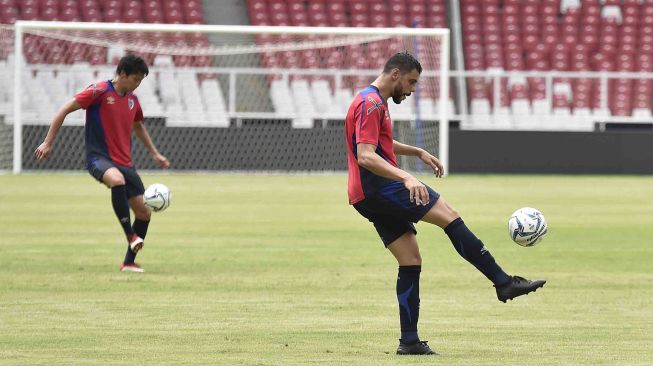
top-left (382, 51), bottom-right (422, 74)
top-left (116, 54), bottom-right (149, 76)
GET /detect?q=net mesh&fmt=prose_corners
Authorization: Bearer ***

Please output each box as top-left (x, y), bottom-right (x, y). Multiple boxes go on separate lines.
top-left (0, 25), bottom-right (13, 171)
top-left (2, 25), bottom-right (446, 172)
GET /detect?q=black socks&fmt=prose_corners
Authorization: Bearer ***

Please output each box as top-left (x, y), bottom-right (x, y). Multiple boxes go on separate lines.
top-left (444, 218), bottom-right (511, 286)
top-left (397, 265), bottom-right (421, 344)
top-left (111, 185), bottom-right (135, 239)
top-left (124, 219), bottom-right (150, 264)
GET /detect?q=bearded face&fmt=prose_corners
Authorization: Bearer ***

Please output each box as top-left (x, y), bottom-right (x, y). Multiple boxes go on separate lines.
top-left (390, 69), bottom-right (420, 104)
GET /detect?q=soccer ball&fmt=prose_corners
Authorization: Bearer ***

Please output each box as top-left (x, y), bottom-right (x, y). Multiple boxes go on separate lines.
top-left (508, 207), bottom-right (547, 247)
top-left (143, 183), bottom-right (171, 212)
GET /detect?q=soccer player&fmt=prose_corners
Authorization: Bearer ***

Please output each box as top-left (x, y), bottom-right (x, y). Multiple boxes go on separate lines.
top-left (34, 54), bottom-right (169, 273)
top-left (345, 52), bottom-right (546, 355)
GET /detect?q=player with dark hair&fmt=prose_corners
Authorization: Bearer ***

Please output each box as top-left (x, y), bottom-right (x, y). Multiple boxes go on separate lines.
top-left (345, 52), bottom-right (546, 355)
top-left (35, 54), bottom-right (169, 273)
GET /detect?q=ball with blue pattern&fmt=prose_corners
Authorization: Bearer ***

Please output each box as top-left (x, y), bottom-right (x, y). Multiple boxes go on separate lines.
top-left (508, 207), bottom-right (547, 247)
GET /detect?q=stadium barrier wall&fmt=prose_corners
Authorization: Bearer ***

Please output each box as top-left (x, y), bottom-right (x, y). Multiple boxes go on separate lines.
top-left (450, 128), bottom-right (653, 174)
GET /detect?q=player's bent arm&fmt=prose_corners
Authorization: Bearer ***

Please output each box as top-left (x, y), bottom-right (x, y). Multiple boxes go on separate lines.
top-left (34, 99), bottom-right (82, 160)
top-left (393, 140), bottom-right (444, 178)
top-left (358, 143), bottom-right (411, 181)
top-left (393, 140), bottom-right (424, 156)
top-left (357, 143), bottom-right (430, 204)
top-left (132, 121), bottom-right (170, 169)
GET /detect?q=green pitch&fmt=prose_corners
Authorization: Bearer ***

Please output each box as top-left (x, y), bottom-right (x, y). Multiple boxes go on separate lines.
top-left (1, 174), bottom-right (652, 365)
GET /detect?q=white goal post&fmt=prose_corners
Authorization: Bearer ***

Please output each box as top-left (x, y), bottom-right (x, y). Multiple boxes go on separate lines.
top-left (7, 21), bottom-right (450, 174)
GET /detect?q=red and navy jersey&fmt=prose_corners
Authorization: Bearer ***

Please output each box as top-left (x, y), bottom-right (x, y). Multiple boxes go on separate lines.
top-left (75, 80), bottom-right (143, 167)
top-left (345, 85), bottom-right (398, 204)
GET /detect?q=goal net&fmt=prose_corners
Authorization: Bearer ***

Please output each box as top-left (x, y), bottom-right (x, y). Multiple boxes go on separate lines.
top-left (3, 21), bottom-right (449, 173)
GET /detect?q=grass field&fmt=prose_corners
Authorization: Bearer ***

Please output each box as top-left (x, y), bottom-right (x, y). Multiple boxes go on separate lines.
top-left (1, 174), bottom-right (652, 365)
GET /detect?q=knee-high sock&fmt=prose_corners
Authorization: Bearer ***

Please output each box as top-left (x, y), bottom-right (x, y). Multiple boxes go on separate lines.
top-left (111, 185), bottom-right (134, 239)
top-left (133, 219), bottom-right (150, 239)
top-left (444, 218), bottom-right (511, 286)
top-left (397, 265), bottom-right (421, 343)
top-left (124, 219), bottom-right (150, 264)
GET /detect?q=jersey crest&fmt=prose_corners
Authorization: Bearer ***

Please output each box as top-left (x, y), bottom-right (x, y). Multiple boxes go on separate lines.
top-left (128, 98), bottom-right (134, 110)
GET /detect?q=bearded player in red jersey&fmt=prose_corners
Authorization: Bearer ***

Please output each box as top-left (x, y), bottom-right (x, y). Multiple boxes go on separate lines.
top-left (35, 55), bottom-right (170, 273)
top-left (345, 52), bottom-right (546, 355)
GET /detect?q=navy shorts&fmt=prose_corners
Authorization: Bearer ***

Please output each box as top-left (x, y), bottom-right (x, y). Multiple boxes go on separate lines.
top-left (353, 180), bottom-right (440, 247)
top-left (87, 157), bottom-right (145, 198)
top-left (354, 182), bottom-right (440, 247)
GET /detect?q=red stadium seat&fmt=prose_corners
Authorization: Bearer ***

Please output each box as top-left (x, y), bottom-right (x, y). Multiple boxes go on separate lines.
top-left (249, 8), bottom-right (268, 24)
top-left (123, 8), bottom-right (142, 23)
top-left (348, 0), bottom-right (367, 15)
top-left (369, 13), bottom-right (387, 27)
top-left (552, 93), bottom-right (569, 110)
top-left (329, 12), bottom-right (347, 27)
top-left (101, 0), bottom-right (121, 13)
top-left (637, 54), bottom-right (653, 71)
top-left (164, 8), bottom-right (184, 23)
top-left (185, 8), bottom-right (204, 24)
top-left (388, 1), bottom-right (407, 15)
top-left (144, 8), bottom-right (163, 23)
top-left (591, 53), bottom-right (614, 71)
top-left (103, 8), bottom-right (121, 22)
top-left (350, 13), bottom-right (368, 27)
top-left (326, 1), bottom-right (345, 16)
top-left (308, 12), bottom-right (327, 27)
top-left (163, 0), bottom-right (182, 13)
top-left (426, 14), bottom-right (447, 28)
top-left (389, 13), bottom-right (407, 27)
top-left (1, 5), bottom-right (18, 24)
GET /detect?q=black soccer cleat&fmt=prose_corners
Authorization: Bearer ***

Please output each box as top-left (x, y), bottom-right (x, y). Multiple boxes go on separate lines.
top-left (396, 340), bottom-right (438, 355)
top-left (495, 275), bottom-right (546, 303)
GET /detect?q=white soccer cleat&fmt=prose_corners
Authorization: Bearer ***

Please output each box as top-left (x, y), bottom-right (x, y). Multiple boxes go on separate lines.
top-left (120, 262), bottom-right (145, 273)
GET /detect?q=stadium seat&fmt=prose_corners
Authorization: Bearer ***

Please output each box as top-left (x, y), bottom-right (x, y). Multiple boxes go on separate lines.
top-left (163, 8), bottom-right (184, 24)
top-left (60, 7), bottom-right (82, 22)
top-left (310, 79), bottom-right (333, 115)
top-left (1, 5), bottom-right (18, 24)
top-left (123, 8), bottom-right (142, 23)
top-left (185, 10), bottom-right (207, 25)
top-left (510, 77), bottom-right (531, 116)
top-left (81, 7), bottom-right (102, 21)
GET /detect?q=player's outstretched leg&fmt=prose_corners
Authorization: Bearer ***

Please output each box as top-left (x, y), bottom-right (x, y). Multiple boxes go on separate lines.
top-left (443, 217), bottom-right (512, 286)
top-left (421, 197), bottom-right (546, 302)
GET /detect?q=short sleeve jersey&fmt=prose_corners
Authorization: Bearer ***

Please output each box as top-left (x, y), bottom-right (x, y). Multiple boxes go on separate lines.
top-left (345, 85), bottom-right (398, 204)
top-left (75, 80), bottom-right (144, 167)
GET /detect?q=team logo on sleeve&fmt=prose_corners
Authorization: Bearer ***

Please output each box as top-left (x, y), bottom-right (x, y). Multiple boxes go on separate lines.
top-left (366, 96), bottom-right (384, 117)
top-left (90, 83), bottom-right (106, 97)
top-left (128, 98), bottom-right (134, 110)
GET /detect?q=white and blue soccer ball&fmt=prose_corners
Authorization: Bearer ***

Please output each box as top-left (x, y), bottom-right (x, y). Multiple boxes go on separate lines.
top-left (144, 183), bottom-right (171, 212)
top-left (508, 207), bottom-right (547, 247)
